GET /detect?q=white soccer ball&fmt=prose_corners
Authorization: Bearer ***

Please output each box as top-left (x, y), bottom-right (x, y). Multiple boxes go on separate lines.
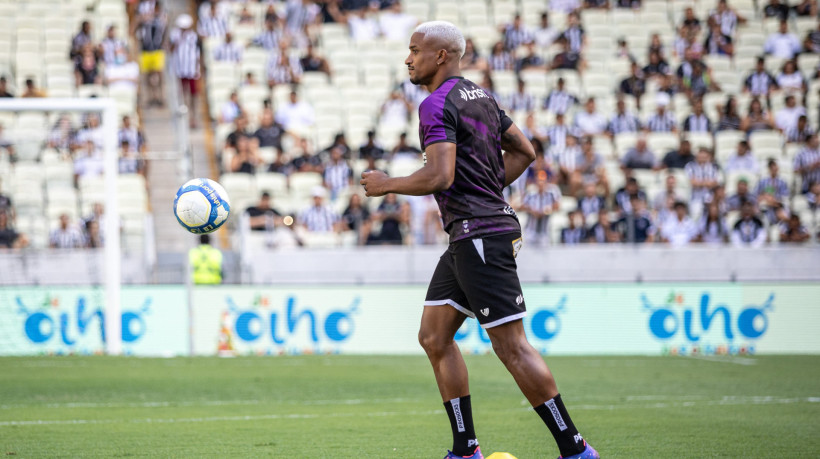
top-left (173, 178), bottom-right (231, 234)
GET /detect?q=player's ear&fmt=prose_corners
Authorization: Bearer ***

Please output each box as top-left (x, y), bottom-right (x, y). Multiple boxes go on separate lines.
top-left (437, 49), bottom-right (446, 65)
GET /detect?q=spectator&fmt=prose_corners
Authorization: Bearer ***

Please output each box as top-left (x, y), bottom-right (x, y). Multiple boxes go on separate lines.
top-left (786, 116), bottom-right (815, 143)
top-left (561, 210), bottom-right (587, 244)
top-left (289, 139), bottom-right (322, 173)
top-left (266, 38), bottom-right (303, 87)
top-left (100, 25), bottom-right (128, 66)
top-left (516, 43), bottom-right (546, 72)
top-left (341, 193), bottom-right (371, 245)
top-left (70, 20), bottom-right (94, 60)
top-left (727, 178), bottom-right (757, 211)
top-left (84, 219), bottom-right (104, 248)
top-left (550, 37), bottom-right (584, 72)
top-left (776, 59), bottom-right (808, 96)
top-left (740, 97), bottom-right (775, 134)
top-left (225, 114), bottom-right (253, 150)
top-left (520, 172), bottom-right (561, 246)
top-left (680, 7), bottom-right (702, 34)
top-left (74, 45), bottom-right (101, 87)
top-left (21, 78), bottom-right (45, 98)
top-left (501, 14), bottom-right (534, 50)
top-left (716, 96), bottom-right (742, 131)
top-left (621, 138), bottom-right (657, 171)
top-left (731, 201), bottom-right (767, 247)
top-left (322, 132), bottom-right (352, 159)
top-left (587, 209), bottom-right (619, 243)
top-left (780, 214), bottom-right (810, 242)
top-left (507, 80), bottom-right (536, 113)
top-left (794, 134), bottom-right (820, 193)
top-left (709, 0), bottom-right (746, 37)
top-left (0, 76), bottom-right (12, 97)
top-left (488, 41), bottom-right (514, 71)
top-left (118, 139), bottom-right (145, 175)
top-left (685, 147), bottom-right (722, 210)
top-left (378, 2), bottom-right (418, 42)
top-left (275, 91), bottom-right (315, 132)
top-left (76, 113), bottom-right (104, 150)
top-left (299, 186), bottom-right (340, 233)
top-left (478, 71), bottom-right (500, 101)
top-left (119, 114), bottom-right (148, 153)
top-left (644, 95), bottom-right (677, 133)
top-left (49, 214), bottom-right (85, 249)
top-left (299, 43), bottom-right (331, 76)
top-left (619, 62), bottom-right (646, 103)
top-left (525, 151), bottom-right (553, 186)
top-left (574, 137), bottom-right (609, 193)
top-left (367, 193), bottom-right (408, 245)
top-left (550, 0), bottom-right (580, 14)
top-left (543, 77), bottom-right (578, 115)
top-left (255, 111), bottom-right (286, 151)
top-left (643, 51), bottom-right (670, 79)
top-left (229, 135), bottom-right (261, 174)
top-left (682, 99), bottom-right (713, 132)
top-left (554, 134), bottom-right (582, 188)
top-left (534, 12), bottom-right (559, 49)
top-left (725, 140), bottom-right (760, 174)
top-left (380, 89), bottom-right (412, 128)
top-left (662, 139), bottom-right (695, 169)
top-left (607, 98), bottom-right (641, 135)
top-left (213, 32), bottom-right (243, 63)
top-left (245, 192), bottom-right (283, 232)
top-left (346, 5), bottom-right (380, 42)
top-left (792, 0), bottom-right (818, 16)
top-left (460, 38), bottom-right (486, 71)
top-left (521, 114), bottom-right (548, 144)
top-left (267, 150), bottom-right (291, 175)
top-left (574, 98), bottom-right (608, 136)
top-left (0, 123), bottom-right (15, 159)
top-left (136, 1), bottom-right (167, 107)
top-left (391, 132), bottom-right (421, 158)
top-left (697, 202), bottom-right (729, 244)
top-left (704, 21), bottom-right (734, 56)
top-left (104, 47), bottom-right (140, 92)
top-left (359, 130), bottom-right (386, 160)
top-left (804, 20), bottom-right (820, 53)
top-left (242, 72), bottom-right (259, 87)
top-left (613, 195), bottom-right (656, 243)
top-left (170, 14), bottom-right (201, 129)
top-left (807, 182), bottom-right (820, 210)
top-left (197, 0), bottom-right (228, 38)
top-left (578, 181), bottom-right (607, 220)
top-left (189, 234), bottom-right (223, 284)
top-left (652, 174), bottom-right (684, 222)
top-left (219, 91), bottom-right (243, 124)
top-left (660, 201), bottom-right (698, 246)
top-left (614, 177), bottom-right (647, 214)
top-left (562, 12), bottom-right (585, 54)
top-left (764, 20), bottom-right (801, 59)
top-left (681, 61), bottom-right (720, 99)
top-left (755, 159), bottom-right (790, 205)
top-left (545, 113), bottom-right (573, 155)
top-left (743, 57), bottom-right (778, 98)
top-left (323, 146), bottom-right (353, 199)
top-left (647, 33), bottom-right (666, 60)
top-left (0, 212), bottom-right (27, 249)
top-left (763, 0), bottom-right (790, 20)
top-left (251, 18), bottom-right (283, 51)
top-left (0, 178), bottom-right (13, 219)
top-left (656, 72), bottom-right (679, 97)
top-left (774, 95), bottom-right (806, 133)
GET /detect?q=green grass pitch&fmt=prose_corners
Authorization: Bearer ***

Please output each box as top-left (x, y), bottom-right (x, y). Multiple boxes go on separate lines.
top-left (1, 355), bottom-right (819, 458)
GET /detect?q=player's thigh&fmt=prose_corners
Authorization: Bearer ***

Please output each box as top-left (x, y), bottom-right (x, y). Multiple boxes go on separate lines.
top-left (419, 304), bottom-right (468, 348)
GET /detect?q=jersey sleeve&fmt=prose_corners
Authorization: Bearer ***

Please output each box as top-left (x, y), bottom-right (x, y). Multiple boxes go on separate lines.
top-left (499, 108), bottom-right (513, 133)
top-left (419, 97), bottom-right (458, 149)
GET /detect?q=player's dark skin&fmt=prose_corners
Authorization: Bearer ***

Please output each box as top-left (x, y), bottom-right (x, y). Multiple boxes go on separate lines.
top-left (360, 31), bottom-right (559, 406)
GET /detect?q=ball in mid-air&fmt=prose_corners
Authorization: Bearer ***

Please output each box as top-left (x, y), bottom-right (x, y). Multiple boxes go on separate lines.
top-left (173, 178), bottom-right (231, 234)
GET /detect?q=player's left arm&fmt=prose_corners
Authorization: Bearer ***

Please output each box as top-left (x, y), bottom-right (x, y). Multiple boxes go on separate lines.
top-left (501, 123), bottom-right (536, 187)
top-left (360, 142), bottom-right (456, 197)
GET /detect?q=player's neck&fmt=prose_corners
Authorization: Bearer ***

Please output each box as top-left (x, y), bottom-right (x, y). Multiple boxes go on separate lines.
top-left (429, 66), bottom-right (461, 93)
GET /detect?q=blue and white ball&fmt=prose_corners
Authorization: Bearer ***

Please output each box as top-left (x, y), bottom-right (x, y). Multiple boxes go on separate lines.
top-left (173, 178), bottom-right (231, 234)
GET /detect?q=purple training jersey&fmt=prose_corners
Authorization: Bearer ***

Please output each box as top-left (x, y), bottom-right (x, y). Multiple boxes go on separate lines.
top-left (418, 76), bottom-right (520, 242)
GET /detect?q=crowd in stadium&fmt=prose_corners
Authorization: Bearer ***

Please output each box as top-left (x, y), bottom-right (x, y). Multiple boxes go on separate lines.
top-left (1, 0), bottom-right (820, 250)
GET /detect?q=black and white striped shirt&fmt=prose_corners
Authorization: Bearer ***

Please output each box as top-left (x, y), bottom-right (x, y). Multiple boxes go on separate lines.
top-left (554, 145), bottom-right (581, 172)
top-left (299, 204), bottom-right (339, 232)
top-left (608, 112), bottom-right (641, 134)
top-left (503, 25), bottom-right (534, 50)
top-left (266, 52), bottom-right (303, 85)
top-left (488, 51), bottom-right (513, 71)
top-left (101, 38), bottom-right (127, 65)
top-left (252, 29), bottom-right (283, 51)
top-left (793, 147), bottom-right (820, 189)
top-left (523, 186), bottom-right (562, 233)
top-left (49, 226), bottom-right (85, 249)
top-left (213, 42), bottom-right (243, 62)
top-left (646, 111), bottom-right (677, 132)
top-left (754, 176), bottom-right (789, 200)
top-left (543, 90), bottom-right (577, 114)
top-left (785, 125), bottom-right (815, 143)
top-left (545, 124), bottom-right (571, 152)
top-left (118, 127), bottom-right (144, 152)
top-left (137, 0), bottom-right (156, 16)
top-left (685, 161), bottom-right (721, 202)
top-left (683, 113), bottom-right (712, 132)
top-left (198, 12), bottom-right (228, 38)
top-left (710, 10), bottom-right (738, 36)
top-left (323, 161), bottom-right (352, 194)
top-left (563, 26), bottom-right (585, 54)
top-left (578, 195), bottom-right (605, 217)
top-left (137, 16), bottom-right (166, 52)
top-left (171, 29), bottom-right (200, 79)
top-left (744, 71), bottom-right (777, 96)
top-left (507, 91), bottom-right (535, 112)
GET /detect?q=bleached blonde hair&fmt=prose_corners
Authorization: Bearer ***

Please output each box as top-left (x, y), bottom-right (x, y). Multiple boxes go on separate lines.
top-left (414, 21), bottom-right (466, 58)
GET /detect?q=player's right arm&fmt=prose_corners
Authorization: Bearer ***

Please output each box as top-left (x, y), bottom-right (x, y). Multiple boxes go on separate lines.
top-left (501, 123), bottom-right (536, 187)
top-left (361, 142), bottom-right (456, 197)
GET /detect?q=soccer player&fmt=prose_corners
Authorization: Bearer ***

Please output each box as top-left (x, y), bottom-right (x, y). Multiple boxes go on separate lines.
top-left (360, 21), bottom-right (599, 459)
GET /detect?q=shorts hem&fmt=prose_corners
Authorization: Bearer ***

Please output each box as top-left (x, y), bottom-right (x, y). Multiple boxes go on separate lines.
top-left (481, 312), bottom-right (527, 329)
top-left (423, 299), bottom-right (475, 318)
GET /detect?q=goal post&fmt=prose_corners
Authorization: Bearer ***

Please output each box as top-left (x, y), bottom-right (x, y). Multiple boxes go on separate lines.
top-left (0, 98), bottom-right (122, 355)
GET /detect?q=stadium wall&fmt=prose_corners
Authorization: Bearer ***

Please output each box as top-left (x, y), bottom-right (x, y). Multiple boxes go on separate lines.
top-left (1, 283), bottom-right (818, 357)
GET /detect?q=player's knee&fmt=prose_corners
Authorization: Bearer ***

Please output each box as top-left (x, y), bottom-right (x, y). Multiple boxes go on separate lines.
top-left (491, 338), bottom-right (528, 365)
top-left (418, 330), bottom-right (451, 357)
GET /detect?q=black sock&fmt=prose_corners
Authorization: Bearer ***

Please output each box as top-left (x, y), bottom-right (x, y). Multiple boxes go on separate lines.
top-left (534, 394), bottom-right (586, 458)
top-left (443, 395), bottom-right (479, 456)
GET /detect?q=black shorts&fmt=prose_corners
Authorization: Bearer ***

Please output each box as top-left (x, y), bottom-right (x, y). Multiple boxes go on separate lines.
top-left (425, 231), bottom-right (526, 328)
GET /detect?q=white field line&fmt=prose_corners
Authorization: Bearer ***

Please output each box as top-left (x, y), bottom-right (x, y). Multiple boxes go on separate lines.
top-left (0, 397), bottom-right (418, 410)
top-left (684, 355), bottom-right (758, 365)
top-left (2, 397), bottom-right (818, 427)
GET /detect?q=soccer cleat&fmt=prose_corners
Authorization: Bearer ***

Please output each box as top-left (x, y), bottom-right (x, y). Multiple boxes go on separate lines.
top-left (444, 447), bottom-right (484, 459)
top-left (558, 441), bottom-right (599, 459)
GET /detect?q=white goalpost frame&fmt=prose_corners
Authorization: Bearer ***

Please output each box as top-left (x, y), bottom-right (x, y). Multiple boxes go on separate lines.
top-left (0, 98), bottom-right (122, 355)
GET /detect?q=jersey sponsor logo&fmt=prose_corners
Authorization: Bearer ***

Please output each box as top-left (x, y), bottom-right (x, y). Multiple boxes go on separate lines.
top-left (462, 219), bottom-right (470, 234)
top-left (516, 294), bottom-right (524, 305)
top-left (480, 308), bottom-right (490, 317)
top-left (545, 399), bottom-right (568, 431)
top-left (458, 88), bottom-right (489, 101)
top-left (511, 237), bottom-right (523, 258)
top-left (502, 205), bottom-right (517, 217)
